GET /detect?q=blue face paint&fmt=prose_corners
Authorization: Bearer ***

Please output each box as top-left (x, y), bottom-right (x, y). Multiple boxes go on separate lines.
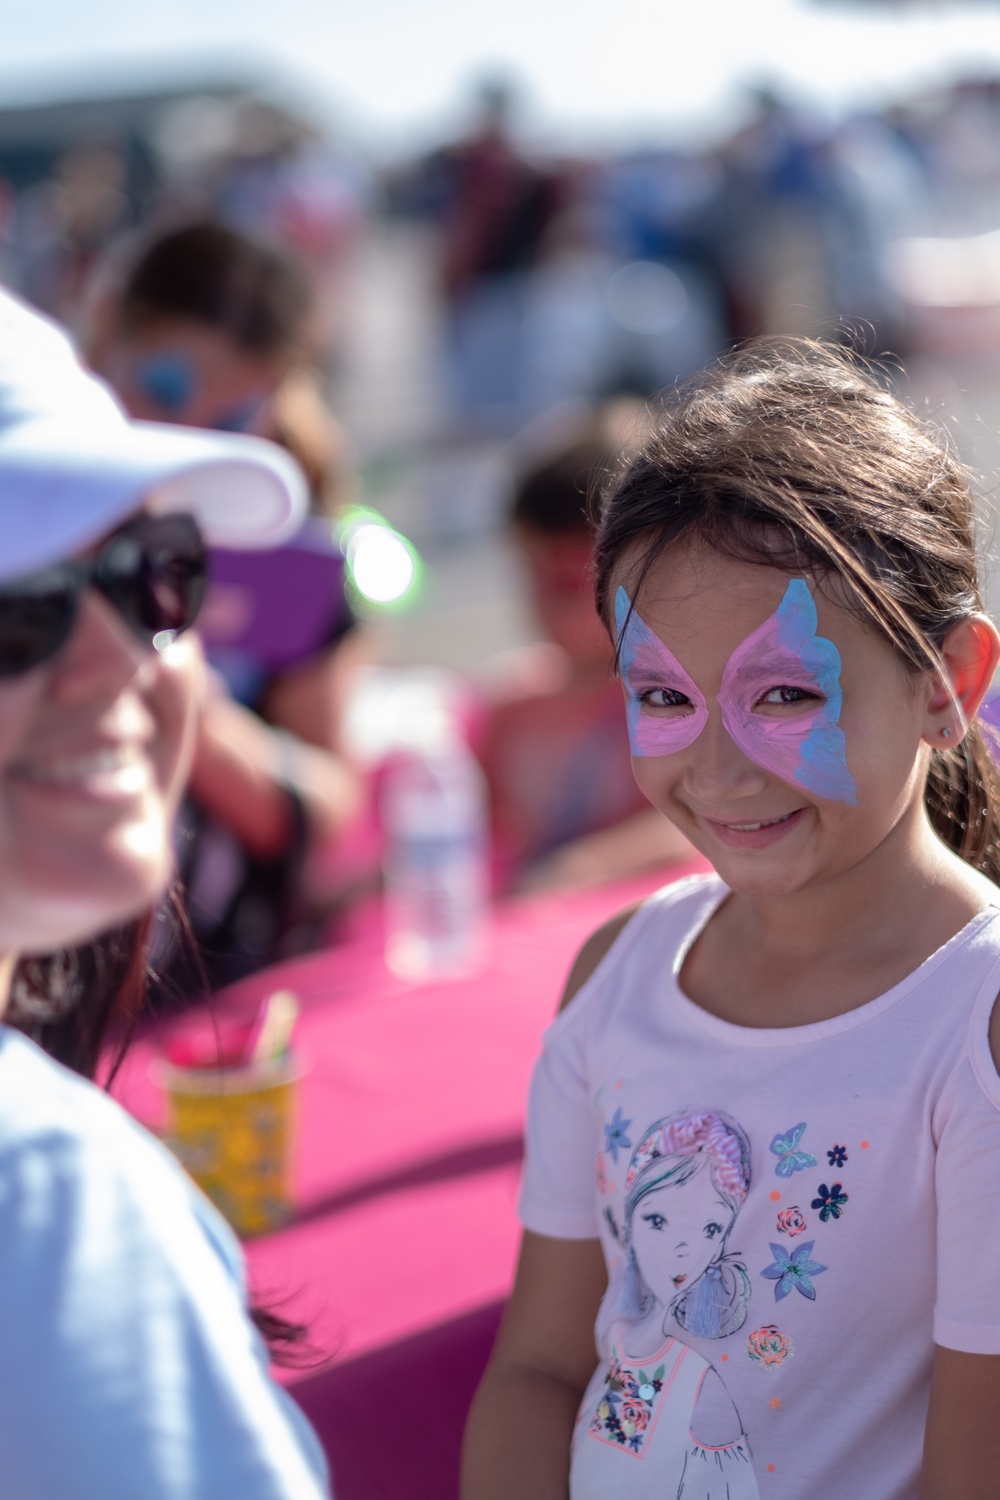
top-left (718, 578), bottom-right (857, 803)
top-left (773, 579), bottom-right (856, 804)
top-left (134, 351), bottom-right (196, 416)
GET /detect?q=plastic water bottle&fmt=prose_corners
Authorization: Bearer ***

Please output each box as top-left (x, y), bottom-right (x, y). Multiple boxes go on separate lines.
top-left (382, 729), bottom-right (489, 980)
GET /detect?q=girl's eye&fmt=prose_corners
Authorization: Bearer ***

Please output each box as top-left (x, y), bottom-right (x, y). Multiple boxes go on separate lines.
top-left (757, 686), bottom-right (822, 708)
top-left (641, 1211), bottom-right (668, 1232)
top-left (704, 1221), bottom-right (724, 1240)
top-left (638, 688), bottom-right (692, 711)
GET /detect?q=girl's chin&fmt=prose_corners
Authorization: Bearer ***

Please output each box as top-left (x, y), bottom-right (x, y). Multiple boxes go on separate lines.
top-left (713, 862), bottom-right (817, 897)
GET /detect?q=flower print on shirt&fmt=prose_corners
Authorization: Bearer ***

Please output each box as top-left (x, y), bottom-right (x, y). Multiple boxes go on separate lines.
top-left (812, 1182), bottom-right (849, 1222)
top-left (769, 1121), bottom-right (818, 1178)
top-left (747, 1325), bottom-right (794, 1370)
top-left (776, 1205), bottom-right (807, 1237)
top-left (590, 1348), bottom-right (668, 1451)
top-left (604, 1107), bottom-right (632, 1164)
top-left (827, 1144), bottom-right (848, 1167)
top-left (596, 1153), bottom-right (614, 1196)
top-left (581, 1331), bottom-right (760, 1498)
top-left (761, 1241), bottom-right (828, 1301)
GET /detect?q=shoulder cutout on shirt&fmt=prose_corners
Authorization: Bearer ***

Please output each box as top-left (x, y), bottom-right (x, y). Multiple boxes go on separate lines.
top-left (558, 903), bottom-right (642, 1014)
top-left (690, 1365), bottom-right (745, 1449)
top-left (989, 988), bottom-right (1000, 1079)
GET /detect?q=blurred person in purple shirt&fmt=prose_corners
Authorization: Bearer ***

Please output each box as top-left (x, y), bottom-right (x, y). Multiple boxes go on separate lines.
top-left (89, 222), bottom-right (360, 989)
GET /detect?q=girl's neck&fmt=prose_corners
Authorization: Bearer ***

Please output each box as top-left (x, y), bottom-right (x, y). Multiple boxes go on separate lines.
top-left (746, 805), bottom-right (986, 950)
top-left (684, 805), bottom-right (996, 1029)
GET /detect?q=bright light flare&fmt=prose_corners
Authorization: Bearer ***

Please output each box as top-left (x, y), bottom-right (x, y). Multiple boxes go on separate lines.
top-left (347, 523), bottom-right (417, 605)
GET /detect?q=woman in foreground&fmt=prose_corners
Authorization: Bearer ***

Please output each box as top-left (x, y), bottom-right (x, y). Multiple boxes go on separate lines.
top-left (464, 340), bottom-right (1000, 1499)
top-left (0, 287), bottom-right (328, 1497)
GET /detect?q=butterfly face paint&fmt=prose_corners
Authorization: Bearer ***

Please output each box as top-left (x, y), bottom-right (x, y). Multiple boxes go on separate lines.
top-left (616, 578), bottom-right (858, 804)
top-left (719, 579), bottom-right (857, 803)
top-left (615, 586), bottom-right (707, 755)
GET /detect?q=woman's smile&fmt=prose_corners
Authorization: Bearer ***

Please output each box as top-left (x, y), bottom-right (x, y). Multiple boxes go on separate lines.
top-left (11, 741), bottom-right (151, 801)
top-left (0, 595), bottom-right (197, 953)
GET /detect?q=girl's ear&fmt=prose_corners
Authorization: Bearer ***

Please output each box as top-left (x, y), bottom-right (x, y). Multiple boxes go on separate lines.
top-left (924, 615), bottom-right (1000, 744)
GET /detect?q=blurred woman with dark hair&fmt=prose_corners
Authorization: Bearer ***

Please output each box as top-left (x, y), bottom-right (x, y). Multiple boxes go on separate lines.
top-left (0, 286), bottom-right (329, 1497)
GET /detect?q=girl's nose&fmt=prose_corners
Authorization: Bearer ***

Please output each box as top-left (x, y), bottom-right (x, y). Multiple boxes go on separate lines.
top-left (681, 707), bottom-right (769, 801)
top-left (47, 589), bottom-right (154, 706)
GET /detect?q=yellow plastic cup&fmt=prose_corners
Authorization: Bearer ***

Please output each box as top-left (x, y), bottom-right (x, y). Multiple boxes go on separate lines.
top-left (160, 1057), bottom-right (301, 1238)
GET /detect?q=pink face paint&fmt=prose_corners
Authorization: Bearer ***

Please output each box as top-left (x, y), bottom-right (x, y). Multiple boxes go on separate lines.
top-left (615, 586), bottom-right (707, 755)
top-left (616, 580), bottom-right (857, 804)
top-left (719, 579), bottom-right (856, 804)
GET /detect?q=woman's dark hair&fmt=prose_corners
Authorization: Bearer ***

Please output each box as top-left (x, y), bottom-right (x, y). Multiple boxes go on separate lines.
top-left (8, 900), bottom-right (314, 1367)
top-left (119, 221), bottom-right (311, 358)
top-left (592, 336), bottom-right (1000, 881)
top-left (8, 917), bottom-right (149, 1086)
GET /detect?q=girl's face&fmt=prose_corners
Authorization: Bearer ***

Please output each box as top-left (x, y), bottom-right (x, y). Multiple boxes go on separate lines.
top-left (516, 526), bottom-right (611, 670)
top-left (615, 542), bottom-right (939, 897)
top-left (109, 320), bottom-right (283, 435)
top-left (0, 581), bottom-right (198, 958)
top-left (630, 1164), bottom-right (731, 1305)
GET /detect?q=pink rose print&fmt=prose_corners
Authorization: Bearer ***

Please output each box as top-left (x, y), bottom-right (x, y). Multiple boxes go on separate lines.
top-left (615, 1369), bottom-right (639, 1398)
top-left (619, 1398), bottom-right (651, 1435)
top-left (596, 1153), bottom-right (611, 1195)
top-left (776, 1206), bottom-right (807, 1237)
top-left (747, 1325), bottom-right (794, 1370)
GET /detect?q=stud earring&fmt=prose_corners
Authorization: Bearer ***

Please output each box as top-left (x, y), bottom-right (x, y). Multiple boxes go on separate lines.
top-left (941, 727), bottom-right (953, 739)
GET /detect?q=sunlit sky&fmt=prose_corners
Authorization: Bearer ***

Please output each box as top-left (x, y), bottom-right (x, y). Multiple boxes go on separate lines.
top-left (1, 0), bottom-right (999, 150)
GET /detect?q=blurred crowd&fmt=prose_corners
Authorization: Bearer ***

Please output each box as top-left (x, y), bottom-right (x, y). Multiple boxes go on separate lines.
top-left (390, 74), bottom-right (1000, 432)
top-left (3, 68), bottom-right (1000, 989)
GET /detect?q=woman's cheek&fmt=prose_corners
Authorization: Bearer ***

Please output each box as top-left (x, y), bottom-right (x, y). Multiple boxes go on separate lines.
top-left (0, 675), bottom-right (46, 768)
top-left (149, 636), bottom-right (202, 814)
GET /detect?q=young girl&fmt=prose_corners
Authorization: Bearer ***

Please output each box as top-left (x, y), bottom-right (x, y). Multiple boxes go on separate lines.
top-left (462, 340), bottom-right (1000, 1500)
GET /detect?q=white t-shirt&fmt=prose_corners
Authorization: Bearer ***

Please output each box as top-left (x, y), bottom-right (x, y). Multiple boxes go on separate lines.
top-left (0, 1025), bottom-right (329, 1500)
top-left (520, 875), bottom-right (1000, 1500)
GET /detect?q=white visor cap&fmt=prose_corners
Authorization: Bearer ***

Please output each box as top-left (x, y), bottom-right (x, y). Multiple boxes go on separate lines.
top-left (0, 288), bottom-right (307, 581)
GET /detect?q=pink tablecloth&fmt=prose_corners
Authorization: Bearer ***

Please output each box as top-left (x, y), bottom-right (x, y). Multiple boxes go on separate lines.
top-left (113, 860), bottom-right (707, 1500)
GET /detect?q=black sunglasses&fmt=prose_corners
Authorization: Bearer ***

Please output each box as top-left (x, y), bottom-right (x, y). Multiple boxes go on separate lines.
top-left (0, 511), bottom-right (207, 679)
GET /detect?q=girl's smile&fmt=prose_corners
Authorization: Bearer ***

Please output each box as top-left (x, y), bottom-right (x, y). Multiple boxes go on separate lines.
top-left (704, 806), bottom-right (809, 849)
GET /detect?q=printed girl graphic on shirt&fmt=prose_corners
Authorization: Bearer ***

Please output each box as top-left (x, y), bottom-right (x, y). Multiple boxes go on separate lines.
top-left (573, 1110), bottom-right (759, 1499)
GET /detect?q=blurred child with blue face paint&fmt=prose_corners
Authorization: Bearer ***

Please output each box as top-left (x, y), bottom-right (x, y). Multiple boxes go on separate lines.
top-left (89, 222), bottom-right (359, 986)
top-left (465, 341), bottom-right (1000, 1500)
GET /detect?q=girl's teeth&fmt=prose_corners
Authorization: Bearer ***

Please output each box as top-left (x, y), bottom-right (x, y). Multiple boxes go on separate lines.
top-left (729, 813), bottom-right (791, 832)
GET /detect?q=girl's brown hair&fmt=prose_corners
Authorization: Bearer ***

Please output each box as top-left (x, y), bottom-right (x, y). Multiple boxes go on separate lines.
top-left (119, 221), bottom-right (310, 359)
top-left (592, 337), bottom-right (1000, 882)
